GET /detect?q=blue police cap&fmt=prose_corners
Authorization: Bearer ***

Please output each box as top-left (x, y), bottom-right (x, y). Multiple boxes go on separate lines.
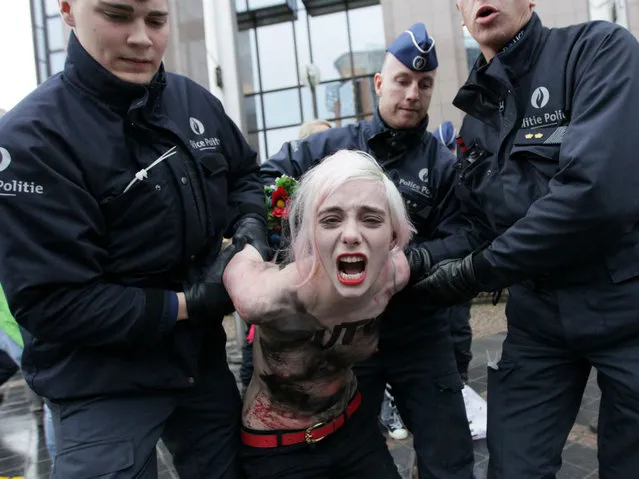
top-left (387, 23), bottom-right (438, 72)
top-left (433, 121), bottom-right (456, 150)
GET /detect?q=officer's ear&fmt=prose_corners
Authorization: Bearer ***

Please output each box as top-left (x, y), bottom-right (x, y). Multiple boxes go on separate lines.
top-left (60, 1), bottom-right (76, 28)
top-left (374, 73), bottom-right (383, 96)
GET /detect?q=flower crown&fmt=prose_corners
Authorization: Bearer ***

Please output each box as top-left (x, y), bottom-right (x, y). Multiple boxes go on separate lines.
top-left (264, 175), bottom-right (298, 248)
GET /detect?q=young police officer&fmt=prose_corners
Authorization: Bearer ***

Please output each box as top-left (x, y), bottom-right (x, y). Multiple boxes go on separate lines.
top-left (261, 24), bottom-right (476, 479)
top-left (416, 1), bottom-right (639, 478)
top-left (0, 1), bottom-right (269, 477)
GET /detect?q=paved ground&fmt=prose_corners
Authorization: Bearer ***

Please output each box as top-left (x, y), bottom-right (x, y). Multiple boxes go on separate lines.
top-left (0, 301), bottom-right (601, 478)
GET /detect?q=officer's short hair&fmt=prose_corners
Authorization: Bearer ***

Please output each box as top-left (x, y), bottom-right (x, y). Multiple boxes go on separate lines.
top-left (288, 150), bottom-right (415, 284)
top-left (299, 120), bottom-right (332, 139)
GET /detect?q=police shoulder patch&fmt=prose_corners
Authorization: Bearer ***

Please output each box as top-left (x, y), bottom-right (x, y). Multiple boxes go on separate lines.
top-left (514, 126), bottom-right (567, 146)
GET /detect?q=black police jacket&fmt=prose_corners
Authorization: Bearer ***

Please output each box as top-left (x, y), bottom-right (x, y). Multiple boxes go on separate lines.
top-left (0, 33), bottom-right (265, 399)
top-left (455, 13), bottom-right (639, 291)
top-left (261, 110), bottom-right (482, 342)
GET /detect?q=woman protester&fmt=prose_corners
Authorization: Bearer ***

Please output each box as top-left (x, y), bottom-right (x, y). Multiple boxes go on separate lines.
top-left (223, 150), bottom-right (415, 479)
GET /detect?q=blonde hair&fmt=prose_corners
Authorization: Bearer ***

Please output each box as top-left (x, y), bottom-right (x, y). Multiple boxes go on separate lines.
top-left (288, 150), bottom-right (415, 284)
top-left (298, 119), bottom-right (332, 139)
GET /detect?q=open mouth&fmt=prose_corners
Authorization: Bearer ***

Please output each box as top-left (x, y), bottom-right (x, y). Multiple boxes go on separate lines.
top-left (476, 5), bottom-right (498, 23)
top-left (122, 57), bottom-right (151, 63)
top-left (121, 58), bottom-right (153, 69)
top-left (337, 253), bottom-right (367, 286)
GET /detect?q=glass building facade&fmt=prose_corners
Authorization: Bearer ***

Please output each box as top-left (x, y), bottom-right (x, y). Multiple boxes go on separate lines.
top-left (235, 0), bottom-right (385, 161)
top-left (166, 0), bottom-right (210, 89)
top-left (30, 0), bottom-right (68, 84)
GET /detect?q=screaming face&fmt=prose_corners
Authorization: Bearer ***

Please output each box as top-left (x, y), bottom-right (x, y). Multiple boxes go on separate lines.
top-left (315, 179), bottom-right (395, 299)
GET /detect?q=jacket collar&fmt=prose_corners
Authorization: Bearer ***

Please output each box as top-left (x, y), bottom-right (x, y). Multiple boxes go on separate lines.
top-left (454, 13), bottom-right (547, 118)
top-left (364, 108), bottom-right (430, 164)
top-left (366, 107), bottom-right (430, 143)
top-left (494, 12), bottom-right (547, 81)
top-left (63, 32), bottom-right (166, 113)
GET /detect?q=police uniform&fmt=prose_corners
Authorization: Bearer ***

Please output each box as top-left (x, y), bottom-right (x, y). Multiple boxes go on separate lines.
top-left (453, 13), bottom-right (639, 478)
top-left (0, 33), bottom-right (266, 478)
top-left (261, 24), bottom-right (475, 479)
top-left (432, 121), bottom-right (473, 381)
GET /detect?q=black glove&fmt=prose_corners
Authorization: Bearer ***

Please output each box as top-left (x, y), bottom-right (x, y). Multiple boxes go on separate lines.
top-left (404, 246), bottom-right (432, 285)
top-left (184, 239), bottom-right (246, 322)
top-left (232, 215), bottom-right (272, 261)
top-left (412, 251), bottom-right (488, 306)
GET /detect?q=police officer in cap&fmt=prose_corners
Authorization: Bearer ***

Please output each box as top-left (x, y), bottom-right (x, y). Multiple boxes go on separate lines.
top-left (414, 1), bottom-right (639, 477)
top-left (261, 23), bottom-right (476, 479)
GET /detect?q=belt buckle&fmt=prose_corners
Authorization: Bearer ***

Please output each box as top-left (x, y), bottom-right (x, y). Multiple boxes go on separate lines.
top-left (305, 422), bottom-right (327, 444)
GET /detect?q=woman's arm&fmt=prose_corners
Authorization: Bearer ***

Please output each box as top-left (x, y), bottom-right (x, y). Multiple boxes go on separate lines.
top-left (223, 246), bottom-right (303, 323)
top-left (224, 246), bottom-right (410, 325)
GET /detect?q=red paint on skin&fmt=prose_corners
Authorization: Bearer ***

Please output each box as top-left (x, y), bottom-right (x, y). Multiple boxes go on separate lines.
top-left (246, 393), bottom-right (297, 430)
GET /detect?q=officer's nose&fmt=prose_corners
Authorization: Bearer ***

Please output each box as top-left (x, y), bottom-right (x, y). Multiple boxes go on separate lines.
top-left (128, 20), bottom-right (153, 48)
top-left (341, 218), bottom-right (362, 246)
top-left (405, 81), bottom-right (419, 102)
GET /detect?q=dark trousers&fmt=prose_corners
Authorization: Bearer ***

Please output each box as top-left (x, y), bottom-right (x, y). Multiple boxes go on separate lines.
top-left (240, 332), bottom-right (253, 390)
top-left (240, 404), bottom-right (400, 479)
top-left (49, 358), bottom-right (242, 479)
top-left (449, 303), bottom-right (472, 380)
top-left (0, 349), bottom-right (19, 386)
top-left (355, 310), bottom-right (474, 479)
top-left (488, 284), bottom-right (639, 479)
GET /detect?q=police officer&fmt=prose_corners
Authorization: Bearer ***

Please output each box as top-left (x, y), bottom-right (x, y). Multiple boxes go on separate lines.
top-left (0, 1), bottom-right (269, 477)
top-left (261, 24), bottom-right (476, 479)
top-left (416, 1), bottom-right (639, 478)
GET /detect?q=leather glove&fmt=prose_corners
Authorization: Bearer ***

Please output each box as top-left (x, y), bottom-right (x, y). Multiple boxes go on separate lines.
top-left (404, 246), bottom-right (432, 285)
top-left (412, 251), bottom-right (489, 306)
top-left (184, 239), bottom-right (246, 322)
top-left (232, 215), bottom-right (272, 261)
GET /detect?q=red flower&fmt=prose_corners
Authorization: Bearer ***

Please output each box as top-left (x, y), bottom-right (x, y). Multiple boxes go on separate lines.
top-left (271, 186), bottom-right (288, 208)
top-left (271, 186), bottom-right (288, 218)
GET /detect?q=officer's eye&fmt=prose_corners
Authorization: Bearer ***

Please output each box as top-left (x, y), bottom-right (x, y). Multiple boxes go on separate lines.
top-left (103, 11), bottom-right (130, 22)
top-left (147, 17), bottom-right (168, 28)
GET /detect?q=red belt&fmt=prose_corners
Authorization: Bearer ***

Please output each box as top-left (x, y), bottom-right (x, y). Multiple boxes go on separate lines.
top-left (241, 391), bottom-right (362, 448)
